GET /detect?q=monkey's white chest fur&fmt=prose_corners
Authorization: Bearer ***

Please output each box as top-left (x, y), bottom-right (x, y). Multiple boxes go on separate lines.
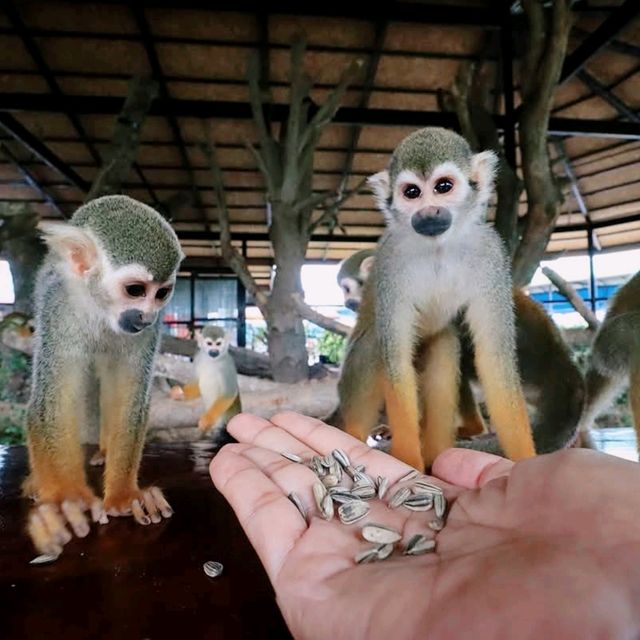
top-left (194, 352), bottom-right (239, 407)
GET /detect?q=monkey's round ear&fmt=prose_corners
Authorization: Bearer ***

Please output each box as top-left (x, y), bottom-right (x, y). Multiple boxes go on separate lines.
top-left (470, 151), bottom-right (499, 203)
top-left (367, 171), bottom-right (390, 211)
top-left (360, 255), bottom-right (375, 279)
top-left (39, 222), bottom-right (99, 277)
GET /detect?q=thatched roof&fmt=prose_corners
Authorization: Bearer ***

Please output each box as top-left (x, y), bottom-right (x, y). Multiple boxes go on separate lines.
top-left (1, 1), bottom-right (639, 284)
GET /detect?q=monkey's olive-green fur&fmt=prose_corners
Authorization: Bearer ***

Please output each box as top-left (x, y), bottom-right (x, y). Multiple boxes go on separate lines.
top-left (72, 195), bottom-right (183, 282)
top-left (388, 127), bottom-right (472, 186)
top-left (201, 325), bottom-right (226, 341)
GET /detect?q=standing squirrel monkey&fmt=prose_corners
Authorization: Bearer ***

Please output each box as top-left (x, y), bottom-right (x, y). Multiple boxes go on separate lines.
top-left (170, 325), bottom-right (241, 443)
top-left (25, 195), bottom-right (183, 557)
top-left (343, 127), bottom-right (535, 469)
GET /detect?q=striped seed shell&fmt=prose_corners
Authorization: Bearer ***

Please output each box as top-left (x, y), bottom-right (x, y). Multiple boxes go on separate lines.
top-left (338, 500), bottom-right (370, 524)
top-left (331, 449), bottom-right (350, 468)
top-left (377, 476), bottom-right (389, 499)
top-left (403, 494), bottom-right (434, 511)
top-left (288, 492), bottom-right (307, 520)
top-left (398, 469), bottom-right (419, 483)
top-left (281, 451), bottom-right (303, 464)
top-left (313, 482), bottom-right (327, 511)
top-left (389, 486), bottom-right (412, 509)
top-left (376, 543), bottom-right (394, 560)
top-left (203, 561), bottom-right (224, 578)
top-left (321, 494), bottom-right (334, 521)
top-left (362, 523), bottom-right (402, 545)
top-left (434, 493), bottom-right (447, 518)
top-left (352, 484), bottom-right (377, 500)
top-left (403, 534), bottom-right (436, 556)
top-left (355, 547), bottom-right (379, 564)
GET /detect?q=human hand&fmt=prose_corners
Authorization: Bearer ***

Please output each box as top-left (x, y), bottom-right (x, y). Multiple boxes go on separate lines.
top-left (210, 412), bottom-right (640, 640)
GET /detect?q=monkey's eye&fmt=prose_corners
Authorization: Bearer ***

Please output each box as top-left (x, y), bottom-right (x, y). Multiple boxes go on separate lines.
top-left (342, 284), bottom-right (351, 294)
top-left (215, 340), bottom-right (222, 346)
top-left (155, 286), bottom-right (172, 301)
top-left (403, 185), bottom-right (422, 199)
top-left (125, 283), bottom-right (146, 298)
top-left (205, 339), bottom-right (213, 347)
top-left (434, 178), bottom-right (454, 194)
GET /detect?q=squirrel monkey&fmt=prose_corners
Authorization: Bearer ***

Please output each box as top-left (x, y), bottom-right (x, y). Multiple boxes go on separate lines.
top-left (336, 250), bottom-right (584, 453)
top-left (578, 271), bottom-right (640, 451)
top-left (343, 127), bottom-right (535, 469)
top-left (170, 325), bottom-right (241, 444)
top-left (25, 195), bottom-right (183, 557)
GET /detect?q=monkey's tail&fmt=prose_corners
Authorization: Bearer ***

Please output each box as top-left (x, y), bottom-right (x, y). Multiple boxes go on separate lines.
top-left (592, 311), bottom-right (640, 377)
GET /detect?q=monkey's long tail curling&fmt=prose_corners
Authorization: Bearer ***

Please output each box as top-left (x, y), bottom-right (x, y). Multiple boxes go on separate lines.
top-left (591, 311), bottom-right (640, 377)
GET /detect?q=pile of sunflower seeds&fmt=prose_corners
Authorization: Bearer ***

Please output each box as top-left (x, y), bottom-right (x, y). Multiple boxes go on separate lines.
top-left (282, 448), bottom-right (448, 564)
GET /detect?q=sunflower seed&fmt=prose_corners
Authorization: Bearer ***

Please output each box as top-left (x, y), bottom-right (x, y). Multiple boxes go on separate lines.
top-left (311, 456), bottom-right (325, 476)
top-left (29, 554), bottom-right (59, 565)
top-left (313, 482), bottom-right (327, 512)
top-left (330, 460), bottom-right (343, 482)
top-left (288, 492), bottom-right (307, 520)
top-left (329, 492), bottom-right (358, 504)
top-left (414, 480), bottom-right (444, 494)
top-left (203, 561), bottom-right (224, 578)
top-left (428, 518), bottom-right (444, 532)
top-left (321, 454), bottom-right (334, 468)
top-left (434, 493), bottom-right (447, 518)
top-left (338, 500), bottom-right (370, 524)
top-left (328, 485), bottom-right (350, 495)
top-left (281, 451), bottom-right (303, 464)
top-left (355, 547), bottom-right (380, 564)
top-left (322, 474), bottom-right (340, 488)
top-left (376, 543), bottom-right (395, 560)
top-left (332, 449), bottom-right (350, 468)
top-left (321, 494), bottom-right (334, 521)
top-left (344, 465), bottom-right (357, 480)
top-left (403, 494), bottom-right (434, 511)
top-left (389, 486), bottom-right (412, 509)
top-left (377, 476), bottom-right (389, 499)
top-left (354, 464), bottom-right (365, 473)
top-left (362, 523), bottom-right (402, 545)
top-left (351, 484), bottom-right (377, 500)
top-left (403, 534), bottom-right (436, 556)
top-left (398, 469), bottom-right (419, 483)
top-left (353, 471), bottom-right (375, 486)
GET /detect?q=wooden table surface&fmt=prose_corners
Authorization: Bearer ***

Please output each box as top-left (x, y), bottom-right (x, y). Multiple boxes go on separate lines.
top-left (0, 442), bottom-right (291, 639)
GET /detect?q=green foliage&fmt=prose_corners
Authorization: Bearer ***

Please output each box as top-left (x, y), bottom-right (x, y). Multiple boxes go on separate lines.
top-left (0, 349), bottom-right (31, 403)
top-left (0, 407), bottom-right (26, 445)
top-left (317, 330), bottom-right (347, 364)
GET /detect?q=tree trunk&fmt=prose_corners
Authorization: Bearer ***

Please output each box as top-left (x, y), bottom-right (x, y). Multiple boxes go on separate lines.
top-left (267, 208), bottom-right (309, 383)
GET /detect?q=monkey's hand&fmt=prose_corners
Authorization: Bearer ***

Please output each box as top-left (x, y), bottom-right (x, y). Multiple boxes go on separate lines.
top-left (169, 385), bottom-right (185, 401)
top-left (27, 497), bottom-right (108, 557)
top-left (104, 486), bottom-right (173, 525)
top-left (198, 415), bottom-right (214, 433)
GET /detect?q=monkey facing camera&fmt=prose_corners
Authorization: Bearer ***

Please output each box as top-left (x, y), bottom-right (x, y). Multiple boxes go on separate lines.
top-left (339, 127), bottom-right (536, 470)
top-left (24, 195), bottom-right (184, 558)
top-left (170, 325), bottom-right (241, 445)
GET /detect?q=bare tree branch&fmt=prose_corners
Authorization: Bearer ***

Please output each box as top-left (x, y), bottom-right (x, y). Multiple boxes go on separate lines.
top-left (200, 125), bottom-right (269, 316)
top-left (291, 293), bottom-right (352, 337)
top-left (307, 176), bottom-right (369, 234)
top-left (542, 266), bottom-right (599, 332)
top-left (87, 76), bottom-right (158, 201)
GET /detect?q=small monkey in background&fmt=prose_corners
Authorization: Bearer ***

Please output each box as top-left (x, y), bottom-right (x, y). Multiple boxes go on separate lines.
top-left (343, 127), bottom-right (535, 469)
top-left (170, 325), bottom-right (241, 444)
top-left (25, 195), bottom-right (183, 557)
top-left (336, 249), bottom-right (375, 312)
top-left (578, 271), bottom-right (640, 451)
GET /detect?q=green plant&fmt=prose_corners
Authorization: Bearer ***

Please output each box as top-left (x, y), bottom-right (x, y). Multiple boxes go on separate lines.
top-left (0, 407), bottom-right (26, 445)
top-left (317, 331), bottom-right (347, 364)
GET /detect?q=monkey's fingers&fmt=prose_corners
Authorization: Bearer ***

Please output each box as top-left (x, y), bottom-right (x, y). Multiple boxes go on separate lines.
top-left (150, 486), bottom-right (174, 519)
top-left (169, 386), bottom-right (185, 401)
top-left (27, 504), bottom-right (74, 556)
top-left (89, 450), bottom-right (106, 467)
top-left (90, 499), bottom-right (109, 524)
top-left (60, 500), bottom-right (91, 538)
top-left (131, 499), bottom-right (151, 526)
top-left (198, 417), bottom-right (213, 432)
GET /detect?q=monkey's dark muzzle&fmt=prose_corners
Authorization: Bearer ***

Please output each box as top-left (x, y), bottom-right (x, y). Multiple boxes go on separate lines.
top-left (345, 299), bottom-right (360, 312)
top-left (119, 309), bottom-right (155, 334)
top-left (411, 207), bottom-right (452, 237)
top-left (208, 349), bottom-right (220, 358)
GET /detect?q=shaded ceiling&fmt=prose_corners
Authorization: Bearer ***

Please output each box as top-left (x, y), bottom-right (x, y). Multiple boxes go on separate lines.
top-left (1, 1), bottom-right (640, 286)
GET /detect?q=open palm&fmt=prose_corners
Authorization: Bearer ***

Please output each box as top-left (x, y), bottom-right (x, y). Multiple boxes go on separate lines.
top-left (210, 412), bottom-right (640, 640)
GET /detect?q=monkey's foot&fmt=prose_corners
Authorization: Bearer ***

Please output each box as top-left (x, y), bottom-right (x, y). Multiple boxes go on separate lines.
top-left (104, 487), bottom-right (173, 525)
top-left (169, 385), bottom-right (184, 401)
top-left (27, 498), bottom-right (108, 557)
top-left (197, 416), bottom-right (213, 432)
top-left (89, 450), bottom-right (106, 466)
